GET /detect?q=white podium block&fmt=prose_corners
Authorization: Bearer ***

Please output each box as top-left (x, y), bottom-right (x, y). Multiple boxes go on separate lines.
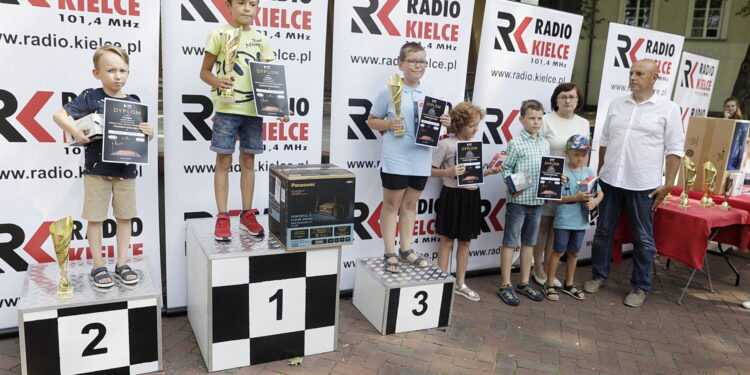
top-left (187, 216), bottom-right (340, 372)
top-left (18, 256), bottom-right (162, 375)
top-left (353, 257), bottom-right (455, 335)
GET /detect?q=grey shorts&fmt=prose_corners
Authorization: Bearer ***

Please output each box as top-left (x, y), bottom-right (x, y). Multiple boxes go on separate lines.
top-left (210, 113), bottom-right (264, 154)
top-left (502, 202), bottom-right (543, 247)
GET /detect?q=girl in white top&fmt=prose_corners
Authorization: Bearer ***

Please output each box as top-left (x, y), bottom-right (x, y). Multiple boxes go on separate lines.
top-left (533, 82), bottom-right (591, 287)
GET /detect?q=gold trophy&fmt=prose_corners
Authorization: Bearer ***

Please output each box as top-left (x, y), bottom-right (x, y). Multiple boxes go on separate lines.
top-left (679, 156), bottom-right (697, 210)
top-left (662, 192), bottom-right (671, 205)
top-left (699, 161), bottom-right (717, 207)
top-left (386, 74), bottom-right (405, 136)
top-left (49, 217), bottom-right (73, 295)
top-left (718, 177), bottom-right (732, 211)
top-left (219, 27), bottom-right (241, 103)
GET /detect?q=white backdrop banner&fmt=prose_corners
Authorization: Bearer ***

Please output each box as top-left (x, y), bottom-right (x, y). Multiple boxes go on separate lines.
top-left (470, 2), bottom-right (582, 260)
top-left (162, 1), bottom-right (327, 309)
top-left (329, 0), bottom-right (475, 290)
top-left (0, 1), bottom-right (161, 330)
top-left (673, 52), bottom-right (719, 130)
top-left (586, 23), bottom-right (684, 259)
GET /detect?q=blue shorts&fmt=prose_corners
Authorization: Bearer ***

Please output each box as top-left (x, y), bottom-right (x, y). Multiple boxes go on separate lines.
top-left (210, 113), bottom-right (263, 154)
top-left (553, 228), bottom-right (586, 253)
top-left (502, 202), bottom-right (543, 247)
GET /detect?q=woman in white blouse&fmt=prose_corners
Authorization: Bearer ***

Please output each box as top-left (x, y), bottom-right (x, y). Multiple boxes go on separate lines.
top-left (532, 82), bottom-right (591, 286)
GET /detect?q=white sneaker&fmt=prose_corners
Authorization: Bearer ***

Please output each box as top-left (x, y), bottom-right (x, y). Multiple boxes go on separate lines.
top-left (551, 278), bottom-right (562, 287)
top-left (532, 271), bottom-right (547, 286)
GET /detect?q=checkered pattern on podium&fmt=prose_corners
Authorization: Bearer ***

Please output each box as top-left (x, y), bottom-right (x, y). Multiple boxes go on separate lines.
top-left (18, 257), bottom-right (161, 375)
top-left (186, 217), bottom-right (340, 371)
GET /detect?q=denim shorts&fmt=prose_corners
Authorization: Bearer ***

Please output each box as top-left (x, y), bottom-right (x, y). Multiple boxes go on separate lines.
top-left (210, 113), bottom-right (263, 154)
top-left (553, 228), bottom-right (586, 253)
top-left (502, 202), bottom-right (543, 247)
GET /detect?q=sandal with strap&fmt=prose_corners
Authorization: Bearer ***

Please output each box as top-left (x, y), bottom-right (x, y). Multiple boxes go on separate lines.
top-left (543, 284), bottom-right (559, 301)
top-left (561, 284), bottom-right (585, 300)
top-left (454, 284), bottom-right (480, 301)
top-left (114, 264), bottom-right (140, 285)
top-left (383, 253), bottom-right (401, 274)
top-left (90, 266), bottom-right (114, 288)
top-left (398, 249), bottom-right (428, 268)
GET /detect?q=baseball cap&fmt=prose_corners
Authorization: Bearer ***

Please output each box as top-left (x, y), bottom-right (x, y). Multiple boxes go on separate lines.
top-left (565, 134), bottom-right (592, 151)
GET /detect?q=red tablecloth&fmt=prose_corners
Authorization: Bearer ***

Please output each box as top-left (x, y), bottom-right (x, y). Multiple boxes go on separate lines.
top-left (613, 195), bottom-right (750, 270)
top-left (668, 187), bottom-right (750, 252)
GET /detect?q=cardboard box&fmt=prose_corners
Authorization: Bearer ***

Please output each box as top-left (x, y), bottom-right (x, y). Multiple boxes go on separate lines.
top-left (269, 164), bottom-right (355, 250)
top-left (679, 117), bottom-right (750, 195)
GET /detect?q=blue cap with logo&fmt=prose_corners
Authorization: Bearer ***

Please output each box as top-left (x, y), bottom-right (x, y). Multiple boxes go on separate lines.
top-left (566, 134), bottom-right (592, 151)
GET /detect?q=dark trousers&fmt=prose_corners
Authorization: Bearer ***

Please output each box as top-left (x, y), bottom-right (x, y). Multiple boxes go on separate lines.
top-left (591, 181), bottom-right (656, 291)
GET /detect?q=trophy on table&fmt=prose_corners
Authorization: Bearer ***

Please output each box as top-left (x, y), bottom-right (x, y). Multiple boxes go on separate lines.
top-left (719, 176), bottom-right (733, 211)
top-left (699, 161), bottom-right (718, 208)
top-left (49, 217), bottom-right (73, 295)
top-left (218, 27), bottom-right (241, 103)
top-left (386, 74), bottom-right (405, 137)
top-left (679, 156), bottom-right (697, 210)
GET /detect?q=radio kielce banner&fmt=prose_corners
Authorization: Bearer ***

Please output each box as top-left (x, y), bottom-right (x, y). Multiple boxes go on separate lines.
top-left (0, 1), bottom-right (160, 330)
top-left (330, 0), bottom-right (475, 290)
top-left (673, 52), bottom-right (719, 131)
top-left (471, 2), bottom-right (582, 265)
top-left (162, 1), bottom-right (327, 309)
top-left (586, 23), bottom-right (684, 259)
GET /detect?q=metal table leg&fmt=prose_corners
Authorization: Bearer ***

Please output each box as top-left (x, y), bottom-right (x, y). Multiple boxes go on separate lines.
top-left (715, 243), bottom-right (740, 286)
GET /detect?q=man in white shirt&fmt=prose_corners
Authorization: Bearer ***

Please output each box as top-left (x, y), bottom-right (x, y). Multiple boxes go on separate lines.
top-left (583, 60), bottom-right (684, 307)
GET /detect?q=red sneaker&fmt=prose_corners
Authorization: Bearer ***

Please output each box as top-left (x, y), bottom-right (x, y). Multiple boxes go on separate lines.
top-left (214, 214), bottom-right (232, 242)
top-left (240, 210), bottom-right (264, 235)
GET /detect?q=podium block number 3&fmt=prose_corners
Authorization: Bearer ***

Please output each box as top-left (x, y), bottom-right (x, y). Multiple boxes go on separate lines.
top-left (395, 284), bottom-right (445, 333)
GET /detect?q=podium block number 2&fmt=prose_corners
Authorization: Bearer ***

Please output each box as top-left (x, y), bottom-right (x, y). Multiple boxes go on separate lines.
top-left (58, 309), bottom-right (130, 374)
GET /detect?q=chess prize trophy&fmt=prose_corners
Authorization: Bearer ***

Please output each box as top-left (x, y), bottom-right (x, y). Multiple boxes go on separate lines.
top-left (386, 74), bottom-right (405, 136)
top-left (718, 176), bottom-right (733, 211)
top-left (218, 27), bottom-right (241, 103)
top-left (49, 217), bottom-right (74, 295)
top-left (699, 161), bottom-right (718, 207)
top-left (679, 156), bottom-right (697, 210)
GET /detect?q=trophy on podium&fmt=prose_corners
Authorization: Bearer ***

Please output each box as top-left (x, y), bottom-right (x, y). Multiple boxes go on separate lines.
top-left (386, 74), bottom-right (405, 136)
top-left (679, 156), bottom-right (697, 210)
top-left (719, 176), bottom-right (733, 211)
top-left (699, 161), bottom-right (718, 207)
top-left (49, 217), bottom-right (73, 295)
top-left (219, 27), bottom-right (241, 103)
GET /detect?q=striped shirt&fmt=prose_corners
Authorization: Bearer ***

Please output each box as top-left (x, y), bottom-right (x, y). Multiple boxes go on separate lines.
top-left (502, 130), bottom-right (550, 206)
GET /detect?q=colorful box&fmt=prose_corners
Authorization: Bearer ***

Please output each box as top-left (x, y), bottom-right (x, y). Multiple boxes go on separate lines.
top-left (269, 164), bottom-right (356, 250)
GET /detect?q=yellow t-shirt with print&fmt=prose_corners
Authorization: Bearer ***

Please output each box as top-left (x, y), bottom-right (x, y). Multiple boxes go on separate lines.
top-left (205, 24), bottom-right (275, 117)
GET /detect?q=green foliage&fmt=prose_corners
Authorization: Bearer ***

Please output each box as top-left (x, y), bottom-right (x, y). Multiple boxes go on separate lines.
top-left (580, 0), bottom-right (606, 39)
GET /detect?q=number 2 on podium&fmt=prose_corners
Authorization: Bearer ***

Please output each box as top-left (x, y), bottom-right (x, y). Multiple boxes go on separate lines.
top-left (81, 322), bottom-right (108, 356)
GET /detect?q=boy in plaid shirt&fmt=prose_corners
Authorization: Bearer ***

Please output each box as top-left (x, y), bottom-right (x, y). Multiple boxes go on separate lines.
top-left (498, 99), bottom-right (549, 306)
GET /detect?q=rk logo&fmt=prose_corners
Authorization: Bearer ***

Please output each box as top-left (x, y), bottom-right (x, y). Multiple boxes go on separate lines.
top-left (350, 0), bottom-right (400, 36)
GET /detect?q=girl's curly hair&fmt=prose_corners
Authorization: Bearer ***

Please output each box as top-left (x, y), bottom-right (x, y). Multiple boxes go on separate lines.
top-left (448, 101), bottom-right (484, 134)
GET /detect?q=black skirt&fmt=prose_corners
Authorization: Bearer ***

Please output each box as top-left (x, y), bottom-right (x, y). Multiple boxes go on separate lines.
top-left (435, 186), bottom-right (482, 241)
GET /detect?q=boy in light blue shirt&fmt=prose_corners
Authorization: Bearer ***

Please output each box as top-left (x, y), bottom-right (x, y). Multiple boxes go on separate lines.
top-left (543, 135), bottom-right (604, 301)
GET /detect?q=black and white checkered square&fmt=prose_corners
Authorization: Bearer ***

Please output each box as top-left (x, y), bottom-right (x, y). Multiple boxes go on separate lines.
top-left (22, 299), bottom-right (159, 375)
top-left (210, 248), bottom-right (339, 367)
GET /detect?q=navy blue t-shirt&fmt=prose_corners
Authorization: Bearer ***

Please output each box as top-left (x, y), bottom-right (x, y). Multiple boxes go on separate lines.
top-left (63, 88), bottom-right (140, 178)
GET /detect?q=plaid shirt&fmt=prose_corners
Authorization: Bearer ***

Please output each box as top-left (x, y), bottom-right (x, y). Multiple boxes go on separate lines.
top-left (501, 130), bottom-right (550, 206)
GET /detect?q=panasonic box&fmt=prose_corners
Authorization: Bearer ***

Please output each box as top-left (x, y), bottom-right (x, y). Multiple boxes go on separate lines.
top-left (269, 164), bottom-right (356, 250)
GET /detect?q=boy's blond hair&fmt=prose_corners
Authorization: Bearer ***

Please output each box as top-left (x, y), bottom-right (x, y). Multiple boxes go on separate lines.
top-left (448, 102), bottom-right (484, 134)
top-left (398, 42), bottom-right (425, 61)
top-left (93, 45), bottom-right (129, 68)
top-left (520, 99), bottom-right (544, 117)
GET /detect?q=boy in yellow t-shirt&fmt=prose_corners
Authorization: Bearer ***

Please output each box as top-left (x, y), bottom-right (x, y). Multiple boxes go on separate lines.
top-left (199, 0), bottom-right (289, 241)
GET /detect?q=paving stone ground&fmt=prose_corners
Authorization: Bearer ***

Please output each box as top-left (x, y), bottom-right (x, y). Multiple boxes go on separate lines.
top-left (2, 252), bottom-right (750, 375)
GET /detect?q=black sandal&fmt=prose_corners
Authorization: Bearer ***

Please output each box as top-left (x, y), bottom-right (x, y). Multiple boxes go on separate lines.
top-left (398, 249), bottom-right (428, 268)
top-left (90, 266), bottom-right (114, 288)
top-left (561, 284), bottom-right (585, 300)
top-left (543, 284), bottom-right (559, 301)
top-left (383, 253), bottom-right (401, 273)
top-left (114, 264), bottom-right (139, 285)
